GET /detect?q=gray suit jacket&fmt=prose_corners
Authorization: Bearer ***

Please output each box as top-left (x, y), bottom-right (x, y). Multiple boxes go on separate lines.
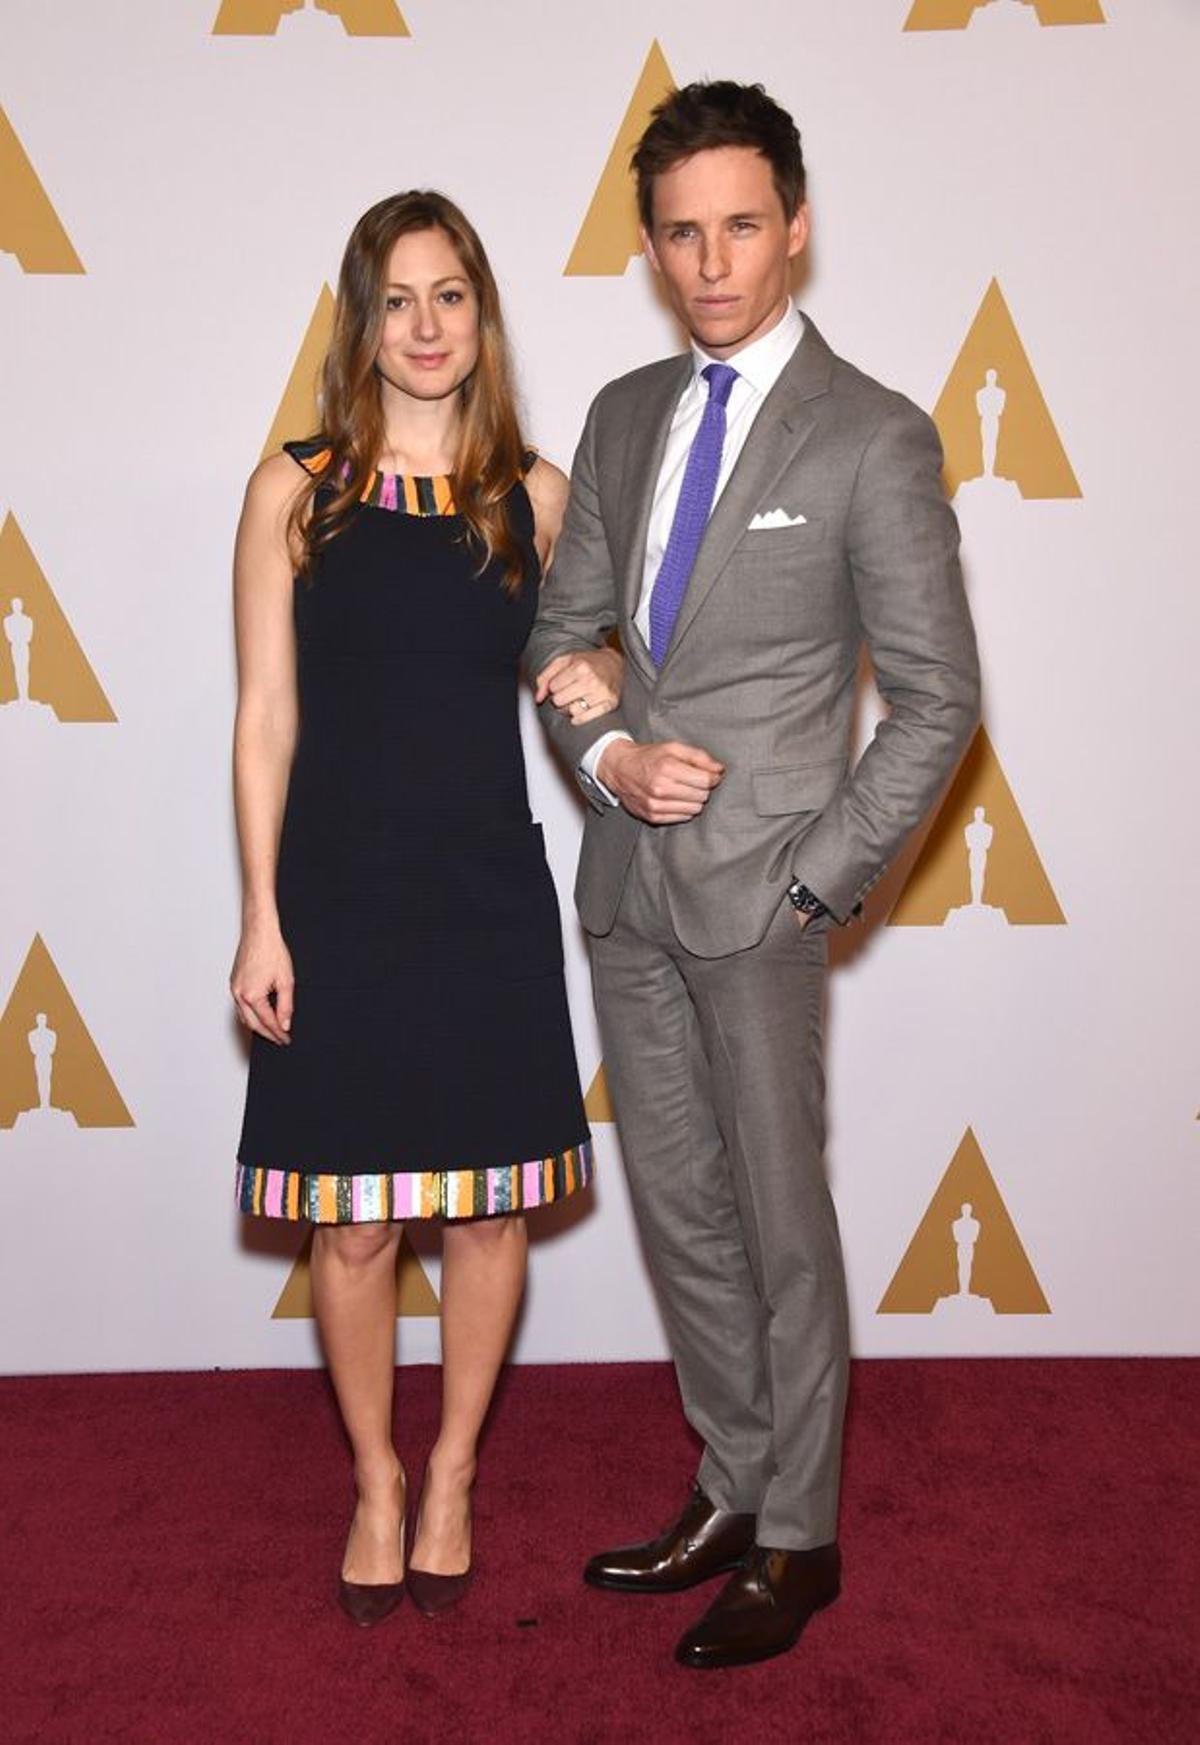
top-left (525, 317), bottom-right (981, 958)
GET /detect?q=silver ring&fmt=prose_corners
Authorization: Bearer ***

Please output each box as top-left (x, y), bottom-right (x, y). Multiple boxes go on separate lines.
top-left (577, 697), bottom-right (590, 710)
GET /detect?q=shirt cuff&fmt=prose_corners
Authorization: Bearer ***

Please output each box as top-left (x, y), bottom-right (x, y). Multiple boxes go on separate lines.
top-left (579, 730), bottom-right (633, 807)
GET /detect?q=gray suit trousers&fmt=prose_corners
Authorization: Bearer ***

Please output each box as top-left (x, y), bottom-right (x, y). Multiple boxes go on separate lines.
top-left (590, 827), bottom-right (849, 1549)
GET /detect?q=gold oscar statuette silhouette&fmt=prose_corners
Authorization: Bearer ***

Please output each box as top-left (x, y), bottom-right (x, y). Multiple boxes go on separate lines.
top-left (0, 106), bottom-right (84, 274)
top-left (934, 280), bottom-right (1080, 501)
top-left (889, 727), bottom-right (1065, 928)
top-left (0, 516), bottom-right (116, 723)
top-left (260, 286), bottom-right (335, 462)
top-left (273, 1229), bottom-right (438, 1318)
top-left (905, 0), bottom-right (1104, 31)
top-left (584, 1062), bottom-right (615, 1124)
top-left (213, 0), bottom-right (409, 36)
top-left (564, 41), bottom-right (677, 277)
top-left (878, 1128), bottom-right (1050, 1316)
top-left (0, 936), bottom-right (133, 1130)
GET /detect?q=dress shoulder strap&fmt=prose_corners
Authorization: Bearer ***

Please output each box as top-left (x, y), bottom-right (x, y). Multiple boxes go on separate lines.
top-left (282, 436), bottom-right (333, 477)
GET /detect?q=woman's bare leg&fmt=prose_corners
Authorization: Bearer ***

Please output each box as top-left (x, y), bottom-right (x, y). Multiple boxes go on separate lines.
top-left (311, 1221), bottom-right (406, 1583)
top-left (410, 1213), bottom-right (528, 1575)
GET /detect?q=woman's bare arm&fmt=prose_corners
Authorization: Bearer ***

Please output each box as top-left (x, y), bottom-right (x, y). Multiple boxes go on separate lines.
top-left (230, 454), bottom-right (303, 1044)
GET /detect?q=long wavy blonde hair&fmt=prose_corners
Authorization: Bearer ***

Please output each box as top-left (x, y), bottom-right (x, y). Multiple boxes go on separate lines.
top-left (288, 190), bottom-right (528, 592)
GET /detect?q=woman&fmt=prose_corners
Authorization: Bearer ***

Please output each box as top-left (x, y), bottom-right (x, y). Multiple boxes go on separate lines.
top-left (230, 191), bottom-right (620, 1627)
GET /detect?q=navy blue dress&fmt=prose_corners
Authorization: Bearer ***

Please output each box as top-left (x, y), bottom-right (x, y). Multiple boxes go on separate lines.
top-left (235, 442), bottom-right (592, 1224)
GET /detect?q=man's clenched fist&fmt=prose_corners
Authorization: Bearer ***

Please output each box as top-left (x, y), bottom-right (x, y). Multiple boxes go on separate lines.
top-left (597, 739), bottom-right (724, 824)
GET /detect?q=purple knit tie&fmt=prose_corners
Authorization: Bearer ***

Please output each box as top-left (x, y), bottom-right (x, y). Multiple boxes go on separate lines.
top-left (648, 361), bottom-right (739, 667)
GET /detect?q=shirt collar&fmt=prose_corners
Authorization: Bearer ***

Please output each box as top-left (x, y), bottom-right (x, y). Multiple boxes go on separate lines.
top-left (690, 301), bottom-right (804, 397)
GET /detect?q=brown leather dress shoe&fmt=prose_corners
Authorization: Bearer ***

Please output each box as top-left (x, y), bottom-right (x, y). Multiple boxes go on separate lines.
top-left (674, 1542), bottom-right (841, 1669)
top-left (583, 1484), bottom-right (757, 1594)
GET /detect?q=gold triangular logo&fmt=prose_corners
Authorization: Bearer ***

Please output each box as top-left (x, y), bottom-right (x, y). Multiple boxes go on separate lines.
top-left (214, 0), bottom-right (409, 34)
top-left (889, 726), bottom-right (1064, 927)
top-left (905, 0), bottom-right (1104, 30)
top-left (878, 1127), bottom-right (1050, 1314)
top-left (260, 284), bottom-right (335, 461)
top-left (272, 1228), bottom-right (439, 1318)
top-left (584, 1062), bottom-right (615, 1124)
top-left (0, 935), bottom-right (134, 1130)
top-left (933, 279), bottom-right (1080, 500)
top-left (564, 41), bottom-right (677, 277)
top-left (0, 515), bottom-right (116, 722)
top-left (0, 106), bottom-right (84, 275)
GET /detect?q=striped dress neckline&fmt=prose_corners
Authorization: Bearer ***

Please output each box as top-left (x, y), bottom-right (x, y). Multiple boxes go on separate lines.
top-left (283, 440), bottom-right (459, 516)
top-left (367, 467), bottom-right (457, 516)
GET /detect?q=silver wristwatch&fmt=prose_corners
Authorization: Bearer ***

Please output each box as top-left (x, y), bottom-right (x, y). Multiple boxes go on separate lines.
top-left (786, 879), bottom-right (827, 920)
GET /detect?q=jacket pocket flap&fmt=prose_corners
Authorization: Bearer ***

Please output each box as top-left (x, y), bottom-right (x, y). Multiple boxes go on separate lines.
top-left (752, 760), bottom-right (844, 816)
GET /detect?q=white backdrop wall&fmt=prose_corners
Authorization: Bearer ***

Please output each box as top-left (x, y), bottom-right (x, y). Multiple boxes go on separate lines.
top-left (2, 0), bottom-right (1197, 1373)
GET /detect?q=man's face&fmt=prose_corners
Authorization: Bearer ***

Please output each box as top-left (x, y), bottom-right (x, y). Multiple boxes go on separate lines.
top-left (641, 146), bottom-right (807, 358)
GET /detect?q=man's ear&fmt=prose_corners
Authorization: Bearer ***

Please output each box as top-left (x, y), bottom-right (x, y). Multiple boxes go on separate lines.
top-left (787, 203), bottom-right (810, 261)
top-left (640, 224), bottom-right (662, 275)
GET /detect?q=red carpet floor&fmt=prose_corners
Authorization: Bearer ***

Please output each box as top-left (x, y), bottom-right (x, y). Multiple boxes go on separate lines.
top-left (2, 1359), bottom-right (1196, 1744)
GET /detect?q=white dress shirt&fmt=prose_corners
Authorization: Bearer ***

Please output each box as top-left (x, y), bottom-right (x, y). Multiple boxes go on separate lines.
top-left (582, 301), bottom-right (806, 797)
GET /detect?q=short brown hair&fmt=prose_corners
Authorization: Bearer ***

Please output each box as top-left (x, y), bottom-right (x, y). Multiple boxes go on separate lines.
top-left (633, 81), bottom-right (805, 231)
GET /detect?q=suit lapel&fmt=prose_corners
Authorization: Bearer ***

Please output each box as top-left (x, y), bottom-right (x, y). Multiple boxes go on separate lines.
top-left (661, 317), bottom-right (835, 668)
top-left (616, 355), bottom-right (692, 679)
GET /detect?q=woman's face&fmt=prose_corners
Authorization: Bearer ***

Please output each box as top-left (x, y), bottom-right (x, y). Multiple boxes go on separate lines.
top-left (374, 227), bottom-right (480, 404)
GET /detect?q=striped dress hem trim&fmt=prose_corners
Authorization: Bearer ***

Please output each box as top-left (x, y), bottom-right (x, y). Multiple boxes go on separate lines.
top-left (234, 1141), bottom-right (593, 1224)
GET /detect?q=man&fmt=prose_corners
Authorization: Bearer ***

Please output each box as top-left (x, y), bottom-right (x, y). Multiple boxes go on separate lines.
top-left (528, 81), bottom-right (980, 1669)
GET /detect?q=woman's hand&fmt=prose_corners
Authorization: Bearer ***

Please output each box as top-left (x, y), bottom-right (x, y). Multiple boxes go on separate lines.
top-left (534, 645), bottom-right (625, 724)
top-left (230, 919), bottom-right (295, 1045)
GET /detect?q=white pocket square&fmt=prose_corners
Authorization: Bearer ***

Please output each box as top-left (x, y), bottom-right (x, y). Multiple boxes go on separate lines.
top-left (748, 508), bottom-right (808, 530)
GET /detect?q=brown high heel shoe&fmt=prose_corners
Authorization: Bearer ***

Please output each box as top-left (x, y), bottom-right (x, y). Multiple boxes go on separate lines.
top-left (406, 1563), bottom-right (473, 1617)
top-left (407, 1472), bottom-right (473, 1618)
top-left (337, 1469), bottom-right (407, 1628)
